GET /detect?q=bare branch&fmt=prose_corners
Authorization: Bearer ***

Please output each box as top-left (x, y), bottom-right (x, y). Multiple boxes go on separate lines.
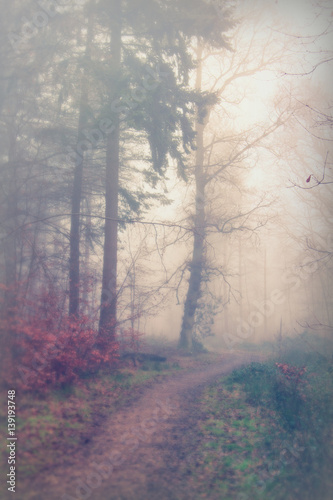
top-left (287, 151), bottom-right (332, 189)
top-left (1, 213), bottom-right (197, 239)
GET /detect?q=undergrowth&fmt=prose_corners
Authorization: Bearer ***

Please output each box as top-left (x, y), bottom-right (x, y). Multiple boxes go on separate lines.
top-left (0, 362), bottom-right (180, 480)
top-left (187, 333), bottom-right (333, 500)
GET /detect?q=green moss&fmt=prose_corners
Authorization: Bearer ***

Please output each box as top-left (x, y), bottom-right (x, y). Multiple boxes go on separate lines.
top-left (235, 458), bottom-right (252, 471)
top-left (186, 337), bottom-right (333, 500)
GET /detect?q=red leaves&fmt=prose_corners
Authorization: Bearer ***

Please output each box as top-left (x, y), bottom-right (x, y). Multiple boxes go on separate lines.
top-left (119, 328), bottom-right (145, 352)
top-left (4, 288), bottom-right (119, 391)
top-left (275, 362), bottom-right (306, 383)
top-left (306, 175), bottom-right (311, 183)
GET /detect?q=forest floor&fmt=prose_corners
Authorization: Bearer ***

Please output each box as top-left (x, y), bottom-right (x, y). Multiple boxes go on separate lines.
top-left (13, 350), bottom-right (265, 500)
top-left (4, 341), bottom-right (331, 500)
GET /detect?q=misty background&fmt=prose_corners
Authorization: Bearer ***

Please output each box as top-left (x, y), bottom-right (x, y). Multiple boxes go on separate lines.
top-left (0, 0), bottom-right (332, 356)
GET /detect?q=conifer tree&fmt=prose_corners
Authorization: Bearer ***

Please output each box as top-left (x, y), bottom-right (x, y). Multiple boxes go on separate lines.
top-left (94, 0), bottom-right (234, 340)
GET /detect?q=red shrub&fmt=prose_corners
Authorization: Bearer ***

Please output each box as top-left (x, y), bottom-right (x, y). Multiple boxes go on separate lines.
top-left (3, 287), bottom-right (119, 391)
top-left (118, 327), bottom-right (145, 353)
top-left (275, 362), bottom-right (306, 384)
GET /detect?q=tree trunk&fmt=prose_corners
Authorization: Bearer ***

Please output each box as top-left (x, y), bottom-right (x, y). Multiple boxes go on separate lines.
top-left (98, 1), bottom-right (122, 339)
top-left (179, 43), bottom-right (206, 351)
top-left (1, 104), bottom-right (18, 383)
top-left (264, 246), bottom-right (267, 336)
top-left (82, 196), bottom-right (92, 316)
top-left (238, 235), bottom-right (243, 322)
top-left (69, 14), bottom-right (93, 317)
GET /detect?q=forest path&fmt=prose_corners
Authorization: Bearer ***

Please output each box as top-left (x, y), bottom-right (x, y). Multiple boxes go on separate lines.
top-left (26, 351), bottom-right (264, 500)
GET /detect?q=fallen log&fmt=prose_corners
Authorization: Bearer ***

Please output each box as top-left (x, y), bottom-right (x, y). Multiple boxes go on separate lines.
top-left (121, 352), bottom-right (167, 367)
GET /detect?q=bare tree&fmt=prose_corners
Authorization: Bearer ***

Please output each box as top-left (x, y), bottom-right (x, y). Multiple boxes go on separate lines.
top-left (178, 15), bottom-right (294, 350)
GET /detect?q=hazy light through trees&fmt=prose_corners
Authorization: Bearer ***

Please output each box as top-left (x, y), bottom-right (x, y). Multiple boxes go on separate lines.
top-left (0, 0), bottom-right (332, 358)
top-left (142, 0), bottom-right (333, 348)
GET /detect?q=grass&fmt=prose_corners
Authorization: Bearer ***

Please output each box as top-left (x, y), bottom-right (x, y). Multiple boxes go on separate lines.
top-left (181, 332), bottom-right (333, 500)
top-left (2, 332), bottom-right (331, 499)
top-left (0, 359), bottom-right (183, 479)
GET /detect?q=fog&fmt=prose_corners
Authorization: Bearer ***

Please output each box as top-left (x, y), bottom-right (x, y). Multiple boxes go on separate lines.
top-left (1, 1), bottom-right (333, 499)
top-left (1, 0), bottom-right (332, 354)
top-left (125, 0), bottom-right (333, 348)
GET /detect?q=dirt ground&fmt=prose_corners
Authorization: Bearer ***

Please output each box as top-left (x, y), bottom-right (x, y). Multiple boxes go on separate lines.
top-left (20, 351), bottom-right (264, 500)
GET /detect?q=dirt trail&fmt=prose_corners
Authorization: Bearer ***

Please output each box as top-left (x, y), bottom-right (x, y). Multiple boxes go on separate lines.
top-left (25, 352), bottom-right (263, 500)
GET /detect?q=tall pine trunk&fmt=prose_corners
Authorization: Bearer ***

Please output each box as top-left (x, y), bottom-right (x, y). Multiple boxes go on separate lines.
top-left (98, 1), bottom-right (122, 339)
top-left (1, 102), bottom-right (19, 382)
top-left (4, 131), bottom-right (18, 316)
top-left (69, 14), bottom-right (93, 317)
top-left (179, 43), bottom-right (206, 351)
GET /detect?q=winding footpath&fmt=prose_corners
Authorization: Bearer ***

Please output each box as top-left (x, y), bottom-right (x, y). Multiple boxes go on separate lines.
top-left (25, 352), bottom-right (264, 500)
